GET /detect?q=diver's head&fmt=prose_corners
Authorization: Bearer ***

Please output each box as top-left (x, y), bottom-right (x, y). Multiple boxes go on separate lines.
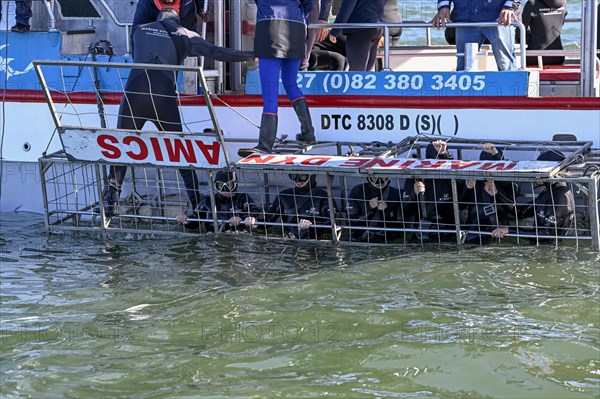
top-left (214, 171), bottom-right (237, 198)
top-left (537, 150), bottom-right (565, 162)
top-left (368, 175), bottom-right (390, 190)
top-left (154, 1), bottom-right (180, 22)
top-left (288, 173), bottom-right (313, 189)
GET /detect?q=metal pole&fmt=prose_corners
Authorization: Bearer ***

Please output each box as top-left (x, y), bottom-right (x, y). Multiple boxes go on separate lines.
top-left (213, 0), bottom-right (224, 92)
top-left (230, 0), bottom-right (243, 91)
top-left (580, 0), bottom-right (598, 97)
top-left (588, 178), bottom-right (600, 251)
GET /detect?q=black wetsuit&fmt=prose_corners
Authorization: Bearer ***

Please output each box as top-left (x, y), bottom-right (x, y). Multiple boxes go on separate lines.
top-left (266, 180), bottom-right (335, 239)
top-left (346, 182), bottom-right (402, 243)
top-left (196, 192), bottom-right (263, 232)
top-left (309, 35), bottom-right (348, 71)
top-left (107, 11), bottom-right (253, 210)
top-left (510, 182), bottom-right (575, 240)
top-left (521, 0), bottom-right (567, 66)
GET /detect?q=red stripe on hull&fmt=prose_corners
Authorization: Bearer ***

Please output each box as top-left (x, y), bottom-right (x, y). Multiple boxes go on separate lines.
top-left (5, 89), bottom-right (600, 110)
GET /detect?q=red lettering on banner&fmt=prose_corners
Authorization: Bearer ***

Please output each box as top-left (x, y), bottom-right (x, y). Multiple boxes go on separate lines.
top-left (480, 162), bottom-right (517, 171)
top-left (414, 160), bottom-right (446, 169)
top-left (451, 161), bottom-right (479, 170)
top-left (195, 141), bottom-right (221, 165)
top-left (301, 157), bottom-right (329, 166)
top-left (98, 134), bottom-right (121, 159)
top-left (396, 160), bottom-right (416, 169)
top-left (365, 158), bottom-right (400, 168)
top-left (238, 154), bottom-right (278, 164)
top-left (149, 137), bottom-right (164, 162)
top-left (340, 158), bottom-right (369, 168)
top-left (271, 157), bottom-right (297, 165)
top-left (164, 138), bottom-right (197, 163)
top-left (123, 136), bottom-right (149, 161)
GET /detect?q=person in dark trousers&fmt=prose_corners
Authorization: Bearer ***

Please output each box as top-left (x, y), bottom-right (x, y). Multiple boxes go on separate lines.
top-left (401, 140), bottom-right (462, 243)
top-left (187, 171), bottom-right (262, 232)
top-left (238, 0), bottom-right (317, 157)
top-left (301, 0), bottom-right (333, 70)
top-left (331, 0), bottom-right (385, 71)
top-left (266, 174), bottom-right (336, 239)
top-left (346, 175), bottom-right (402, 243)
top-left (460, 144), bottom-right (520, 244)
top-left (433, 0), bottom-right (521, 71)
top-left (3, 0), bottom-right (32, 32)
top-left (491, 150), bottom-right (575, 242)
top-left (520, 0), bottom-right (567, 66)
top-left (98, 7), bottom-right (253, 216)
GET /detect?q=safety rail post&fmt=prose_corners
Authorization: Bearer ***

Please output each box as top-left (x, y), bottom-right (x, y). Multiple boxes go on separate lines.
top-left (589, 178), bottom-right (600, 251)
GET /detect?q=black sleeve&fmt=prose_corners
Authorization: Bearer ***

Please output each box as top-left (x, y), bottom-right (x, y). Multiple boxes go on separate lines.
top-left (189, 35), bottom-right (255, 62)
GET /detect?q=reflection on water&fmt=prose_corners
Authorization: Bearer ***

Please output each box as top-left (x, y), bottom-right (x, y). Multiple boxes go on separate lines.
top-left (1, 212), bottom-right (599, 398)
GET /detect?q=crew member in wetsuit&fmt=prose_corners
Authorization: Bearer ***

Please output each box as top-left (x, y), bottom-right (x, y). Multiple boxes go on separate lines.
top-left (346, 175), bottom-right (402, 243)
top-left (99, 7), bottom-right (253, 216)
top-left (520, 0), bottom-right (567, 66)
top-left (401, 140), bottom-right (462, 243)
top-left (266, 174), bottom-right (336, 239)
top-left (460, 144), bottom-right (520, 244)
top-left (186, 171), bottom-right (262, 232)
top-left (491, 150), bottom-right (575, 242)
top-left (238, 0), bottom-right (317, 157)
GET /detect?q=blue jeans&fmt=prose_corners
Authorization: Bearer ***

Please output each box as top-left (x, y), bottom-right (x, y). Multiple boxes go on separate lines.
top-left (16, 0), bottom-right (33, 27)
top-left (455, 26), bottom-right (516, 71)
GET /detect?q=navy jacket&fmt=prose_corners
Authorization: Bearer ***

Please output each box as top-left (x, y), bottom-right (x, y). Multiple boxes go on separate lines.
top-left (254, 0), bottom-right (313, 58)
top-left (437, 0), bottom-right (521, 22)
top-left (133, 0), bottom-right (205, 32)
top-left (331, 0), bottom-right (385, 36)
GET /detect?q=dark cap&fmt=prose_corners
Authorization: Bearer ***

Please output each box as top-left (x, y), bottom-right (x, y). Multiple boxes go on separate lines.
top-left (537, 150), bottom-right (565, 162)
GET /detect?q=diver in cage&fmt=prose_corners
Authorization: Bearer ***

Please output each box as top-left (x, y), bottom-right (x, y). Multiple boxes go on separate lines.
top-left (266, 174), bottom-right (336, 240)
top-left (490, 150), bottom-right (575, 242)
top-left (459, 143), bottom-right (520, 244)
top-left (97, 7), bottom-right (254, 216)
top-left (401, 140), bottom-right (463, 243)
top-left (345, 175), bottom-right (403, 243)
top-left (178, 171), bottom-right (263, 232)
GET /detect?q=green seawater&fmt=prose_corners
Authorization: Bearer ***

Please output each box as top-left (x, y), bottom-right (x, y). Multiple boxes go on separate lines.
top-left (1, 212), bottom-right (598, 398)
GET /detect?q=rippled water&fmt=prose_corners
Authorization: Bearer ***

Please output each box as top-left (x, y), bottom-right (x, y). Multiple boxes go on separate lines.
top-left (1, 212), bottom-right (599, 398)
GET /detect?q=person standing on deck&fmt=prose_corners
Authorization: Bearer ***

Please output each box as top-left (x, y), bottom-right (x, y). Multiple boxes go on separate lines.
top-left (301, 0), bottom-right (333, 70)
top-left (238, 0), bottom-right (317, 157)
top-left (432, 0), bottom-right (521, 71)
top-left (98, 7), bottom-right (253, 216)
top-left (330, 0), bottom-right (385, 71)
top-left (1, 0), bottom-right (33, 32)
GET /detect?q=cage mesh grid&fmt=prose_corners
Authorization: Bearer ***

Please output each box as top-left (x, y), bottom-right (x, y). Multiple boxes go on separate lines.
top-left (40, 153), bottom-right (600, 249)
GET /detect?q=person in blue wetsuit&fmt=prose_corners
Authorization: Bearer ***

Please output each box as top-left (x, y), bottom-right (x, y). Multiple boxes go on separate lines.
top-left (266, 174), bottom-right (336, 239)
top-left (98, 8), bottom-right (253, 216)
top-left (433, 0), bottom-right (521, 71)
top-left (330, 0), bottom-right (385, 71)
top-left (238, 0), bottom-right (317, 157)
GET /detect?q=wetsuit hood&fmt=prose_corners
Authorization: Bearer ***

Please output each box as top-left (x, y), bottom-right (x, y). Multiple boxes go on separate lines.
top-left (479, 148), bottom-right (504, 161)
top-left (157, 7), bottom-right (180, 24)
top-left (292, 175), bottom-right (318, 195)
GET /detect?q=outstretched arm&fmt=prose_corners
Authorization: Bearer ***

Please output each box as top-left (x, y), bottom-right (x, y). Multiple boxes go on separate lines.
top-left (190, 36), bottom-right (254, 62)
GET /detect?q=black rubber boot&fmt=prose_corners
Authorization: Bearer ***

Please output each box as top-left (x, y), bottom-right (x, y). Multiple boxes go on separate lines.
top-left (292, 98), bottom-right (316, 144)
top-left (238, 113), bottom-right (278, 157)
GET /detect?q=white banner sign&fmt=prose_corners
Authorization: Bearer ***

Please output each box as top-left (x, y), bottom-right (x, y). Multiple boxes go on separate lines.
top-left (60, 128), bottom-right (227, 168)
top-left (238, 154), bottom-right (558, 173)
